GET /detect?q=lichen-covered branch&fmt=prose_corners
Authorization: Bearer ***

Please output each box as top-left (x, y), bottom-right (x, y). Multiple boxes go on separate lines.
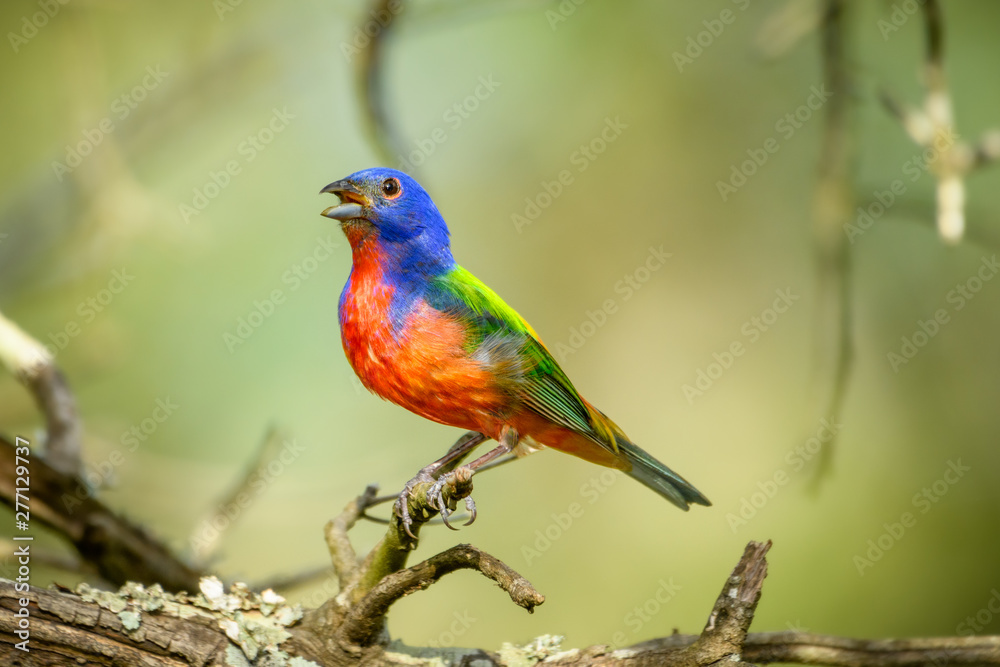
top-left (4, 543), bottom-right (999, 667)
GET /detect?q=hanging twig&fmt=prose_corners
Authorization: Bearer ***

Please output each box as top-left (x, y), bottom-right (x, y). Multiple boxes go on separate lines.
top-left (809, 0), bottom-right (855, 484)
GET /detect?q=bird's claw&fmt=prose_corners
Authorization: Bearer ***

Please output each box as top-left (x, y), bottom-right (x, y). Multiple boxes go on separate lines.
top-left (394, 470), bottom-right (436, 540)
top-left (462, 495), bottom-right (477, 526)
top-left (427, 469), bottom-right (477, 531)
top-left (426, 476), bottom-right (457, 530)
top-left (393, 494), bottom-right (419, 540)
top-left (395, 466), bottom-right (478, 537)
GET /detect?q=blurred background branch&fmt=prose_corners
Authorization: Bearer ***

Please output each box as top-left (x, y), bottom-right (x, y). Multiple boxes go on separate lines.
top-left (0, 309), bottom-right (82, 477)
top-left (808, 0), bottom-right (855, 483)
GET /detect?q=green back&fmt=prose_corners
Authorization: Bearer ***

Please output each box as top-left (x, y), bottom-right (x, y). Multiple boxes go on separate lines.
top-left (426, 266), bottom-right (618, 450)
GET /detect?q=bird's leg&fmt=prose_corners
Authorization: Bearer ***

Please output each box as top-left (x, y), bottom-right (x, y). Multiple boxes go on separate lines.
top-left (429, 426), bottom-right (518, 530)
top-left (438, 430), bottom-right (489, 470)
top-left (394, 430), bottom-right (487, 539)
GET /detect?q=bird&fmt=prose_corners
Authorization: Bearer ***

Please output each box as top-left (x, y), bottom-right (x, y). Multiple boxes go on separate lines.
top-left (320, 167), bottom-right (710, 536)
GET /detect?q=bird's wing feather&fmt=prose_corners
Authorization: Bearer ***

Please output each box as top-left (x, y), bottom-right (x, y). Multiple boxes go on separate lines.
top-left (426, 266), bottom-right (621, 452)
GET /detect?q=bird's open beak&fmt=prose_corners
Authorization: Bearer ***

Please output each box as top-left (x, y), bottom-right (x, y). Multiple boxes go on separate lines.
top-left (320, 180), bottom-right (371, 220)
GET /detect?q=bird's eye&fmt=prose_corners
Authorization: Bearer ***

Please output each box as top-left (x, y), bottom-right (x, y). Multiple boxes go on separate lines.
top-left (381, 178), bottom-right (402, 199)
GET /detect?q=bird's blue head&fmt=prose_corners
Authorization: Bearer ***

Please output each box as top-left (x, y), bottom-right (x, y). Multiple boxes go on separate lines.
top-left (320, 168), bottom-right (454, 274)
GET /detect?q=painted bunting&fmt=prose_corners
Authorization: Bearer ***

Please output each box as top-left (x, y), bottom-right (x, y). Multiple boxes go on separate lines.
top-left (320, 168), bottom-right (709, 535)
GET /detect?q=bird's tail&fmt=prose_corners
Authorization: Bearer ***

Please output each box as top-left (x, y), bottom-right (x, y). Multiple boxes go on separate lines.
top-left (616, 436), bottom-right (711, 511)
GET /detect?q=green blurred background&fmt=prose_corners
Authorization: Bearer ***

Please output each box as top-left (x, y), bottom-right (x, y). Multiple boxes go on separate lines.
top-left (2, 0), bottom-right (999, 652)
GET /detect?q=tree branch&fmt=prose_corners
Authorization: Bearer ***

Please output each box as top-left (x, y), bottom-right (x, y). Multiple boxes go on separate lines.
top-left (338, 543), bottom-right (544, 648)
top-left (0, 434), bottom-right (202, 592)
top-left (4, 541), bottom-right (999, 666)
top-left (683, 539), bottom-right (770, 665)
top-left (353, 0), bottom-right (407, 167)
top-left (809, 0), bottom-right (854, 484)
top-left (743, 632), bottom-right (1000, 667)
top-left (325, 483), bottom-right (379, 591)
top-left (0, 309), bottom-right (82, 477)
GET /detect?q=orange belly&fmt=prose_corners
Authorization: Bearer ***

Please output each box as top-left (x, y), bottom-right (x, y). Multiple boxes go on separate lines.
top-left (341, 285), bottom-right (508, 438)
top-left (339, 255), bottom-right (625, 470)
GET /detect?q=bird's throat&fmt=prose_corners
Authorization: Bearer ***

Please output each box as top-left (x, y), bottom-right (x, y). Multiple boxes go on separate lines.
top-left (339, 219), bottom-right (376, 250)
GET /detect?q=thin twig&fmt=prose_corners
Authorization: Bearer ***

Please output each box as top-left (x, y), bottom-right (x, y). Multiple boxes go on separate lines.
top-left (337, 543), bottom-right (543, 648)
top-left (809, 0), bottom-right (854, 485)
top-left (253, 565), bottom-right (334, 594)
top-left (743, 632), bottom-right (1000, 666)
top-left (550, 632), bottom-right (1000, 666)
top-left (326, 483), bottom-right (379, 591)
top-left (0, 309), bottom-right (82, 477)
top-left (189, 425), bottom-right (288, 565)
top-left (354, 0), bottom-right (407, 166)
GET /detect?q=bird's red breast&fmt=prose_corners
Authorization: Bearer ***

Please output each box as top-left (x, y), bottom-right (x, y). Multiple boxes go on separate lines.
top-left (341, 274), bottom-right (629, 470)
top-left (340, 241), bottom-right (510, 440)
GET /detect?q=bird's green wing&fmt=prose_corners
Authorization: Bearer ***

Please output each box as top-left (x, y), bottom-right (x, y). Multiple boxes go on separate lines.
top-left (426, 266), bottom-right (619, 451)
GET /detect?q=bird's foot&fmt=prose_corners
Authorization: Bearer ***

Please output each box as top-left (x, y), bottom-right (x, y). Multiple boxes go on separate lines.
top-left (393, 469), bottom-right (437, 540)
top-left (427, 466), bottom-right (477, 531)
